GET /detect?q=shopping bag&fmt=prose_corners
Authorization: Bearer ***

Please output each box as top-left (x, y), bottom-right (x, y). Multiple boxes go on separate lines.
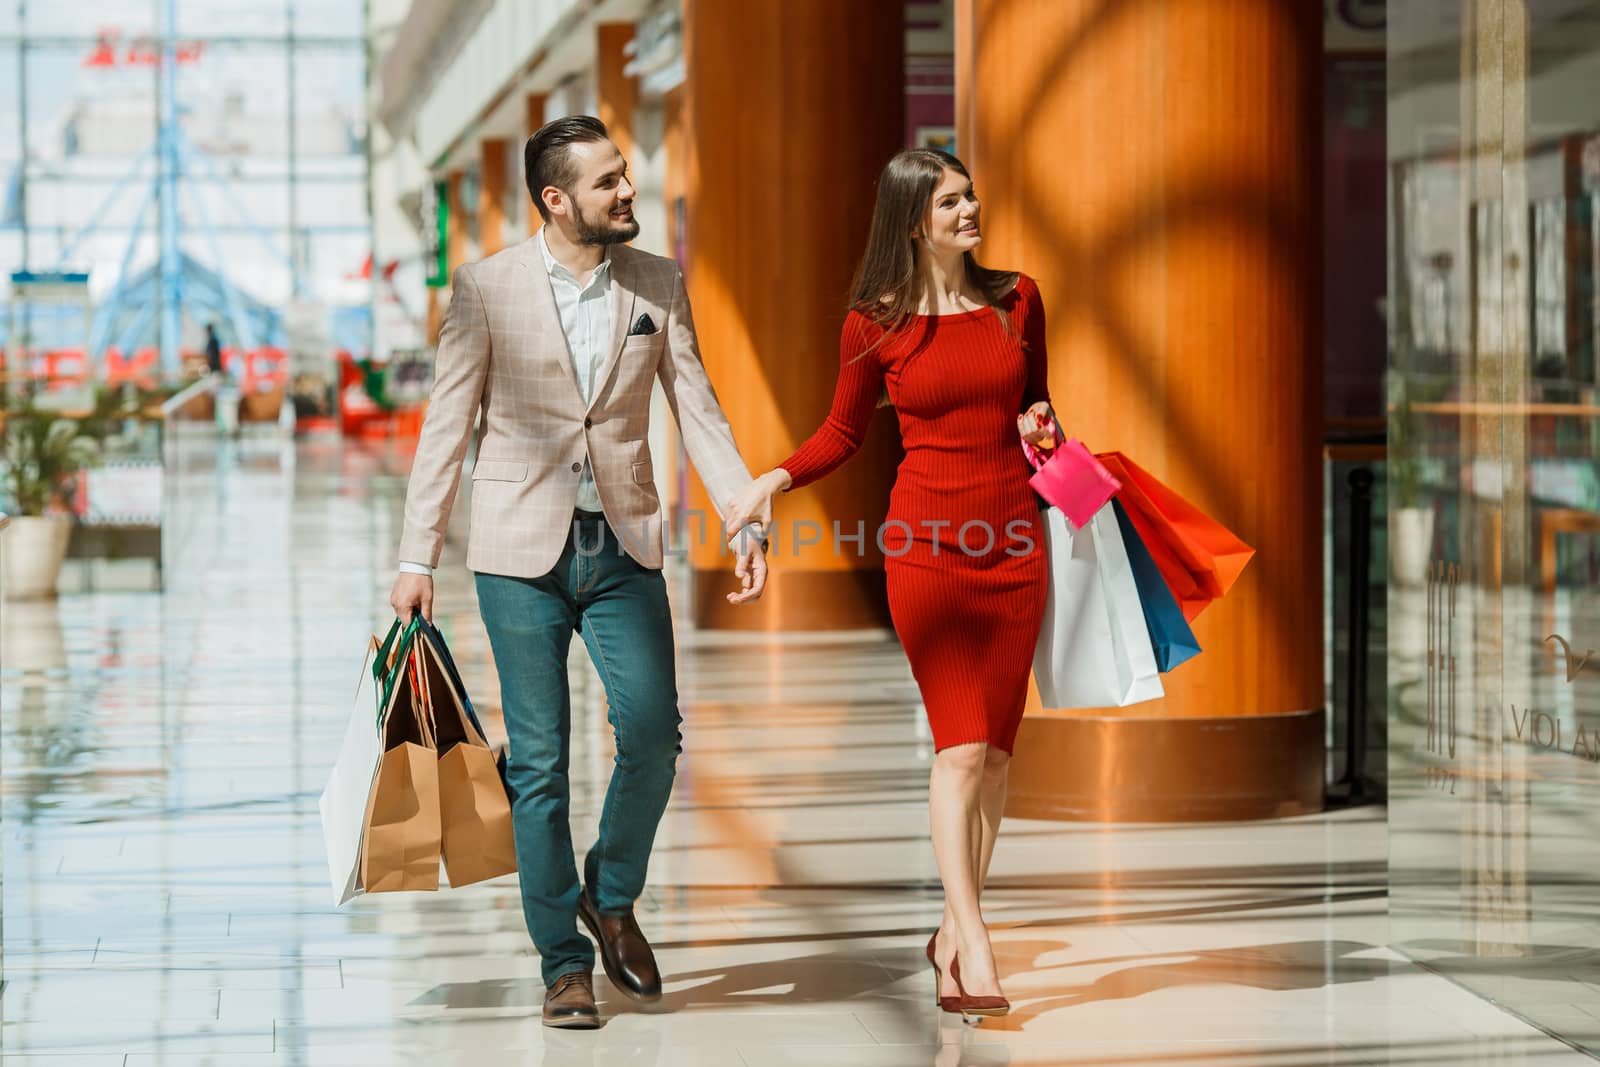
top-left (359, 622), bottom-right (443, 894)
top-left (414, 623), bottom-right (518, 887)
top-left (1095, 451), bottom-right (1255, 620)
top-left (417, 616), bottom-right (502, 774)
top-left (318, 632), bottom-right (385, 906)
top-left (1023, 433), bottom-right (1121, 529)
top-left (1112, 499), bottom-right (1202, 673)
top-left (1032, 504), bottom-right (1164, 708)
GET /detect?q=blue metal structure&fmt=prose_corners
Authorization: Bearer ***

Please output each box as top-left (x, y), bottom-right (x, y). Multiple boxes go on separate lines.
top-left (157, 0), bottom-right (183, 375)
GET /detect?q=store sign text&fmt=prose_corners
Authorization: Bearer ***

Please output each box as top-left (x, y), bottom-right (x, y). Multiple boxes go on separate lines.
top-left (84, 30), bottom-right (205, 69)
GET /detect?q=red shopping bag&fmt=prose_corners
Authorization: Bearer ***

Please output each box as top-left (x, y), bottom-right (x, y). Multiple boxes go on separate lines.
top-left (1094, 451), bottom-right (1255, 621)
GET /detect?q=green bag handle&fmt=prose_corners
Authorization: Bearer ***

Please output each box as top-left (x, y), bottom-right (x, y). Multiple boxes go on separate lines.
top-left (374, 613), bottom-right (426, 720)
top-left (373, 616), bottom-right (405, 677)
top-left (375, 613), bottom-right (426, 675)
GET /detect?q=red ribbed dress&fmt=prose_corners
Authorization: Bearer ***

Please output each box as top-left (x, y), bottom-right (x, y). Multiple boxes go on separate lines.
top-left (779, 274), bottom-right (1051, 753)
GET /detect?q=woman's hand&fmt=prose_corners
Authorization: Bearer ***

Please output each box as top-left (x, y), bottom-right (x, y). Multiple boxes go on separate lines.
top-left (723, 469), bottom-right (790, 540)
top-left (1017, 401), bottom-right (1058, 449)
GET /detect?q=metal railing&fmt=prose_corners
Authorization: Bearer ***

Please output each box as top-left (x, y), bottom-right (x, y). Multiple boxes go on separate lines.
top-left (1325, 440), bottom-right (1387, 804)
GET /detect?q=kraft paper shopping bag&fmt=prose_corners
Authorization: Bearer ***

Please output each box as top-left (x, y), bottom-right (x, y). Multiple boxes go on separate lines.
top-left (415, 630), bottom-right (517, 888)
top-left (359, 632), bottom-right (442, 894)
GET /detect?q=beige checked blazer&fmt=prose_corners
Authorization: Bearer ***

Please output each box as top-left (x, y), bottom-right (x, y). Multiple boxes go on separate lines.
top-left (397, 236), bottom-right (753, 577)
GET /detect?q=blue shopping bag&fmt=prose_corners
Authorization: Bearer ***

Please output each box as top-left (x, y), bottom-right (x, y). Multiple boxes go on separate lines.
top-left (1112, 499), bottom-right (1202, 672)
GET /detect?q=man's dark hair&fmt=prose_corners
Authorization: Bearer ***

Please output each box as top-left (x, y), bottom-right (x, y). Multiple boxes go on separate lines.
top-left (524, 115), bottom-right (610, 222)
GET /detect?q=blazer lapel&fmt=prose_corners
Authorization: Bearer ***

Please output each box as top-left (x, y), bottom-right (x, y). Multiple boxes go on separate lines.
top-left (515, 236), bottom-right (585, 403)
top-left (587, 247), bottom-right (636, 415)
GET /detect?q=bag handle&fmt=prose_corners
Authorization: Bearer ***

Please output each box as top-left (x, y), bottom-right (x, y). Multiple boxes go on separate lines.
top-left (411, 639), bottom-right (438, 748)
top-left (416, 616), bottom-right (482, 725)
top-left (353, 634), bottom-right (381, 704)
top-left (413, 634), bottom-right (484, 749)
top-left (375, 614), bottom-right (424, 682)
top-left (376, 615), bottom-right (426, 725)
top-left (390, 636), bottom-right (438, 748)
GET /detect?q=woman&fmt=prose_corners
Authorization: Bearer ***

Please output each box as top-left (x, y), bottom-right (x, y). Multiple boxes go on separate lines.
top-left (723, 149), bottom-right (1056, 1017)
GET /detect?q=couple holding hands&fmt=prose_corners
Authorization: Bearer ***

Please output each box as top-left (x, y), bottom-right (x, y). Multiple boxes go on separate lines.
top-left (391, 115), bottom-right (1057, 1028)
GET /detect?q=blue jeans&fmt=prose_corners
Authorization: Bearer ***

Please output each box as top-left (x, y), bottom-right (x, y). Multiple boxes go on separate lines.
top-left (475, 514), bottom-right (681, 986)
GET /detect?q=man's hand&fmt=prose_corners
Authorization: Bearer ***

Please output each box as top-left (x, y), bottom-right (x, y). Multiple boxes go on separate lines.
top-left (726, 528), bottom-right (769, 605)
top-left (391, 571), bottom-right (434, 623)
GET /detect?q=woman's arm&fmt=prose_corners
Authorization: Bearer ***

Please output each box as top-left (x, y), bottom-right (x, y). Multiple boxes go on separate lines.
top-left (1020, 275), bottom-right (1051, 411)
top-left (722, 313), bottom-right (885, 535)
top-left (774, 313), bottom-right (886, 490)
top-left (1017, 276), bottom-right (1058, 445)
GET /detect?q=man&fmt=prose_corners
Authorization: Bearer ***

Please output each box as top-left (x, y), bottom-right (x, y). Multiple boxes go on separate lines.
top-left (390, 116), bottom-right (767, 1030)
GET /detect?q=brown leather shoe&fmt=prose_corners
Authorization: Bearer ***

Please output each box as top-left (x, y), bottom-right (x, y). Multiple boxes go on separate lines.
top-left (578, 887), bottom-right (662, 1002)
top-left (542, 970), bottom-right (599, 1029)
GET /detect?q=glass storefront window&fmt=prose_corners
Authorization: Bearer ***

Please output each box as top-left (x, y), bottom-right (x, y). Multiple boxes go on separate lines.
top-left (1, 1), bottom-right (367, 369)
top-left (1389, 0), bottom-right (1600, 1049)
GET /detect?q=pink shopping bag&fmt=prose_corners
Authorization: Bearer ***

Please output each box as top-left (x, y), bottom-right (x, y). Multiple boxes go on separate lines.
top-left (1023, 434), bottom-right (1122, 529)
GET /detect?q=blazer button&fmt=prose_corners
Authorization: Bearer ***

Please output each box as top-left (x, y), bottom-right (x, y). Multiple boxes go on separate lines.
top-left (571, 462), bottom-right (582, 473)
top-left (584, 417), bottom-right (593, 429)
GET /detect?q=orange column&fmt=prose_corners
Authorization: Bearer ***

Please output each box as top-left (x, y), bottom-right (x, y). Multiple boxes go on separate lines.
top-left (596, 24), bottom-right (637, 163)
top-left (446, 170), bottom-right (467, 274)
top-left (426, 289), bottom-right (442, 346)
top-left (525, 92), bottom-right (547, 236)
top-left (961, 0), bottom-right (1325, 820)
top-left (479, 139), bottom-right (508, 256)
top-left (660, 85), bottom-right (688, 515)
top-left (682, 0), bottom-right (904, 630)
top-left (663, 86), bottom-right (685, 259)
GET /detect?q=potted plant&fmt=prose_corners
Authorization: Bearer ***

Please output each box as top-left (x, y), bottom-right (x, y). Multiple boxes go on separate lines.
top-left (2, 393), bottom-right (101, 599)
top-left (1386, 372), bottom-right (1434, 587)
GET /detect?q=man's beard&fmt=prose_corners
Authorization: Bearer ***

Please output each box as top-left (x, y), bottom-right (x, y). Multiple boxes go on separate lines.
top-left (574, 200), bottom-right (640, 246)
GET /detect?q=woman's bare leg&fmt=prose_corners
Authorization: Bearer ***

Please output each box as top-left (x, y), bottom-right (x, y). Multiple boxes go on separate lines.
top-left (929, 742), bottom-right (1003, 997)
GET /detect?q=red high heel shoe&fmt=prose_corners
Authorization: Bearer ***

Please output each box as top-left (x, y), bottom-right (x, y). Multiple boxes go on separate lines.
top-left (949, 954), bottom-right (1010, 1018)
top-left (925, 933), bottom-right (963, 1015)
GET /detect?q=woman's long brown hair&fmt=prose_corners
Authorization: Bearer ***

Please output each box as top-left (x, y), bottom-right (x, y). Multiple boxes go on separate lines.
top-left (849, 149), bottom-right (1018, 346)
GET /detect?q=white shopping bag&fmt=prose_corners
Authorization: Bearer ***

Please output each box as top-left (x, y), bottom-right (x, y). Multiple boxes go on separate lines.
top-left (318, 636), bottom-right (384, 906)
top-left (1032, 505), bottom-right (1164, 709)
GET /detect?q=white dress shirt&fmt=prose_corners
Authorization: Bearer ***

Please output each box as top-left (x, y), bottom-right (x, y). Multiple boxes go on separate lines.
top-left (399, 231), bottom-right (612, 577)
top-left (538, 228), bottom-right (612, 512)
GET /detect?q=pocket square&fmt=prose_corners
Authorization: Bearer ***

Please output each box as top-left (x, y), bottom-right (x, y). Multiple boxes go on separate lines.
top-left (628, 313), bottom-right (657, 336)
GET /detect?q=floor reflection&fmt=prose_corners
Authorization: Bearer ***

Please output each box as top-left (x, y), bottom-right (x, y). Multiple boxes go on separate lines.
top-left (1392, 574), bottom-right (1600, 1063)
top-left (0, 436), bottom-right (1591, 1065)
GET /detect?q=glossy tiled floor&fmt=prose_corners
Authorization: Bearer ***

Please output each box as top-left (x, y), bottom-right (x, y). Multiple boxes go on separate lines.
top-left (0, 433), bottom-right (1591, 1066)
